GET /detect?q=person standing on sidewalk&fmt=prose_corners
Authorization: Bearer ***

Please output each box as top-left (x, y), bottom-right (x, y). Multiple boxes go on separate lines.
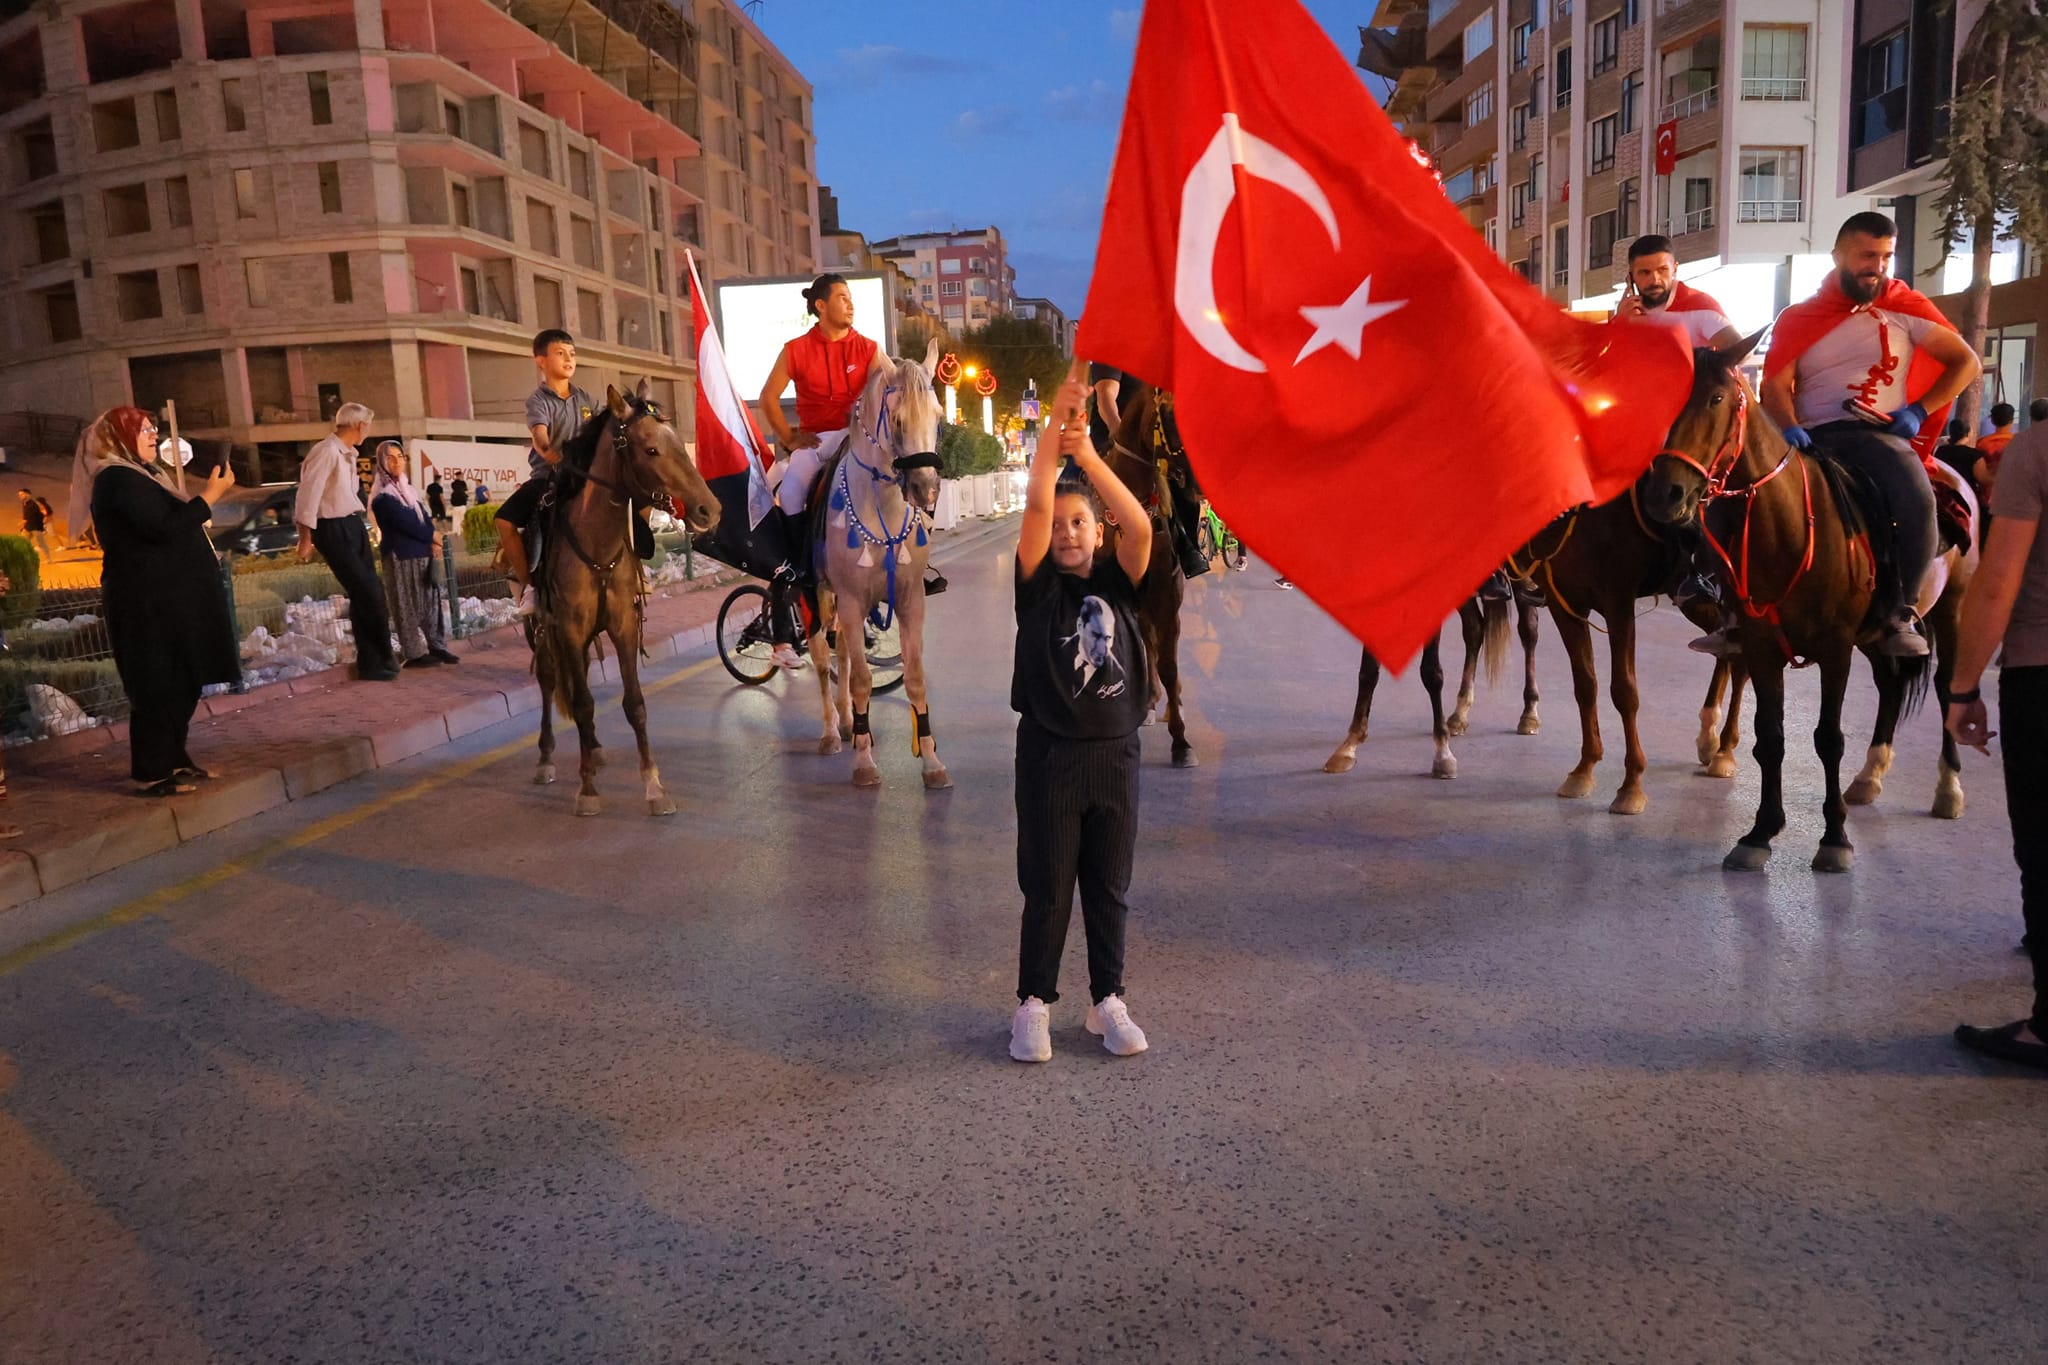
top-left (295, 404), bottom-right (399, 681)
top-left (369, 442), bottom-right (456, 670)
top-left (425, 469), bottom-right (447, 527)
top-left (69, 407), bottom-right (239, 797)
top-left (1950, 417), bottom-right (2048, 1070)
top-left (17, 489), bottom-right (57, 558)
top-left (1008, 361), bottom-right (1154, 1064)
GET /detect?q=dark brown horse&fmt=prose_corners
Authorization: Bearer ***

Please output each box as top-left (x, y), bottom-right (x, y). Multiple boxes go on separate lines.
top-left (1102, 383), bottom-right (1196, 766)
top-left (1638, 334), bottom-right (1927, 871)
top-left (531, 382), bottom-right (720, 816)
top-left (1322, 593), bottom-right (1524, 779)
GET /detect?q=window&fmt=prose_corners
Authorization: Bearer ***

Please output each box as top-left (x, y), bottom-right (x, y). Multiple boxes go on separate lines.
top-left (443, 100), bottom-right (463, 138)
top-left (1677, 176), bottom-right (1714, 233)
top-left (578, 288), bottom-right (602, 334)
top-left (969, 257), bottom-right (988, 273)
top-left (1530, 153), bottom-right (1545, 198)
top-left (916, 260), bottom-right (933, 277)
top-left (177, 263), bottom-right (204, 313)
top-left (1428, 0), bottom-right (1457, 24)
top-left (1552, 224), bottom-right (1570, 284)
top-left (920, 283), bottom-right (933, 300)
top-left (525, 199), bottom-right (558, 255)
top-left (234, 168), bottom-right (259, 218)
top-left (43, 283), bottom-right (81, 342)
top-left (518, 122), bottom-right (550, 179)
top-left (244, 258), bottom-right (267, 307)
top-left (1623, 0), bottom-right (1640, 25)
top-left (1662, 37), bottom-right (1722, 119)
top-left (308, 72), bottom-right (333, 126)
top-left (1591, 14), bottom-right (1620, 76)
top-left (568, 145), bottom-right (592, 200)
top-left (940, 280), bottom-right (963, 296)
top-left (93, 98), bottom-right (141, 152)
top-left (1555, 47), bottom-right (1573, 108)
top-left (154, 89), bottom-right (181, 142)
top-left (1738, 146), bottom-right (1804, 222)
top-left (1529, 238), bottom-right (1542, 283)
top-left (1513, 258), bottom-right (1535, 283)
top-left (968, 278), bottom-right (989, 298)
top-left (460, 267), bottom-right (480, 314)
top-left (1620, 71), bottom-right (1642, 133)
top-left (534, 276), bottom-right (564, 329)
top-left (20, 120), bottom-right (57, 181)
top-left (570, 214), bottom-right (597, 268)
top-left (318, 161), bottom-right (342, 214)
top-left (1512, 21), bottom-right (1532, 69)
top-left (1466, 81), bottom-right (1494, 127)
top-left (1743, 26), bottom-right (1808, 101)
top-left (329, 252), bottom-right (352, 303)
top-left (452, 182), bottom-right (472, 229)
top-left (1588, 210), bottom-right (1618, 267)
top-left (1588, 114), bottom-right (1617, 174)
top-left (222, 78), bottom-right (246, 132)
top-left (1619, 177), bottom-right (1640, 236)
top-left (940, 258), bottom-right (962, 275)
top-left (104, 183), bottom-right (151, 236)
top-left (29, 202), bottom-right (68, 263)
top-left (165, 176), bottom-right (192, 228)
top-left (1510, 180), bottom-right (1531, 227)
top-left (1511, 101), bottom-right (1530, 150)
top-left (1464, 11), bottom-right (1494, 63)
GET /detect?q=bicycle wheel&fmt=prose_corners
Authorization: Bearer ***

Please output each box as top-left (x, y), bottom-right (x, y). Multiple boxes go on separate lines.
top-left (1196, 518), bottom-right (1217, 564)
top-left (1224, 535), bottom-right (1248, 572)
top-left (717, 584), bottom-right (779, 685)
top-left (865, 611), bottom-right (906, 695)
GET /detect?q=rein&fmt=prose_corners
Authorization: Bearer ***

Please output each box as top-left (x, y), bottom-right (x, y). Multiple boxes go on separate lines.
top-left (1506, 504), bottom-right (1587, 622)
top-left (836, 388), bottom-right (930, 632)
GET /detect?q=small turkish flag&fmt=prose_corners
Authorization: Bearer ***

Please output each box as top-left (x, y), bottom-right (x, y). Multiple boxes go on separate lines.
top-left (1081, 0), bottom-right (1693, 668)
top-left (1655, 120), bottom-right (1679, 176)
top-left (686, 250), bottom-right (780, 572)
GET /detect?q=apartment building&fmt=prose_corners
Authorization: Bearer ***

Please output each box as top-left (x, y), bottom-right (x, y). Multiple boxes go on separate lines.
top-left (1364, 0), bottom-right (1875, 337)
top-left (1841, 0), bottom-right (2041, 416)
top-left (1012, 297), bottom-right (1074, 355)
top-left (679, 0), bottom-right (818, 285)
top-left (0, 0), bottom-right (706, 474)
top-left (870, 228), bottom-right (1016, 332)
top-left (816, 185), bottom-right (935, 337)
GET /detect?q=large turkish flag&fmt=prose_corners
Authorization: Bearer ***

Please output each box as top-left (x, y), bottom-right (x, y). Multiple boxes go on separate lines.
top-left (1081, 0), bottom-right (1693, 668)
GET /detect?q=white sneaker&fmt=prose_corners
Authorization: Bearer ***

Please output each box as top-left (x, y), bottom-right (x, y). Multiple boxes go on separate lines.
top-left (1010, 997), bottom-right (1052, 1063)
top-left (1085, 996), bottom-right (1149, 1057)
top-left (512, 584), bottom-right (538, 618)
top-left (770, 642), bottom-right (805, 671)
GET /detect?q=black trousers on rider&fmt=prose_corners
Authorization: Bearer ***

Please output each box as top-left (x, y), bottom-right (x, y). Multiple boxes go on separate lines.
top-left (1809, 420), bottom-right (1936, 617)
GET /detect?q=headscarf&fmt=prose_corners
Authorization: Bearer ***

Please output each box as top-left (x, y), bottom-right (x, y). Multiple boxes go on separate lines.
top-left (67, 405), bottom-right (188, 544)
top-left (369, 440), bottom-right (427, 517)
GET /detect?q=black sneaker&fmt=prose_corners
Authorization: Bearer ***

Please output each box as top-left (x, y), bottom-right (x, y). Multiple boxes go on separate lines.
top-left (429, 647), bottom-right (460, 665)
top-left (924, 569), bottom-right (949, 596)
top-left (1179, 544), bottom-right (1211, 578)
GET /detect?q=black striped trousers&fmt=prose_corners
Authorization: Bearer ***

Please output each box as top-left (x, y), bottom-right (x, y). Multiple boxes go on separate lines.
top-left (1015, 717), bottom-right (1141, 1005)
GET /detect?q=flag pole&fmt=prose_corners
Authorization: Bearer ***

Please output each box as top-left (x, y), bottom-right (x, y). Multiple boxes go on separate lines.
top-left (164, 399), bottom-right (185, 495)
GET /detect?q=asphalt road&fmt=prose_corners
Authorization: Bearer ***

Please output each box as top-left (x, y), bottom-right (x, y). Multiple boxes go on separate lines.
top-left (2, 533), bottom-right (2042, 1365)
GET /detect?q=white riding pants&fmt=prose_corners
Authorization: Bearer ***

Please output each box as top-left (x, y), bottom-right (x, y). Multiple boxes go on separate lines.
top-left (776, 429), bottom-right (849, 515)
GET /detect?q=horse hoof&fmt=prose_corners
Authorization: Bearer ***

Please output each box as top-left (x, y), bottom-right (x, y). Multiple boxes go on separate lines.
top-left (1172, 749), bottom-right (1199, 768)
top-left (1445, 716), bottom-right (1469, 738)
top-left (839, 725), bottom-right (854, 742)
top-left (1844, 778), bottom-right (1881, 806)
top-left (1517, 715), bottom-right (1541, 736)
top-left (534, 764), bottom-right (556, 786)
top-left (1705, 754), bottom-right (1738, 780)
top-left (1322, 752), bottom-right (1355, 774)
top-left (853, 766), bottom-right (882, 789)
top-left (1431, 755), bottom-right (1458, 780)
top-left (1931, 790), bottom-right (1965, 821)
top-left (1557, 772), bottom-right (1595, 800)
top-left (1695, 735), bottom-right (1718, 767)
top-left (1811, 844), bottom-right (1854, 874)
top-left (647, 796), bottom-right (677, 817)
top-left (818, 735), bottom-right (842, 756)
top-left (922, 768), bottom-right (953, 791)
top-left (574, 793), bottom-right (601, 817)
top-left (1723, 843), bottom-right (1772, 872)
top-left (1609, 789), bottom-right (1647, 816)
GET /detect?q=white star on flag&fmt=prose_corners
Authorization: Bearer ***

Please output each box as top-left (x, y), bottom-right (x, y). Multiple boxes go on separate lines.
top-left (1295, 275), bottom-right (1408, 365)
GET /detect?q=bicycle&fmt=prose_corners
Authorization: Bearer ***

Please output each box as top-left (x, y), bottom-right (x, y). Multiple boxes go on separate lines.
top-left (716, 582), bottom-right (905, 694)
top-left (1196, 501), bottom-right (1248, 572)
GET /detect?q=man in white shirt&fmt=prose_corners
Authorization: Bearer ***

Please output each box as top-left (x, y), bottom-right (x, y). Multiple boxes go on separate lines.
top-left (296, 403), bottom-right (399, 680)
top-left (1610, 235), bottom-right (1744, 352)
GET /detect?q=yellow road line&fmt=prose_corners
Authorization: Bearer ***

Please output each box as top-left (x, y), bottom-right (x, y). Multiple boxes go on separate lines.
top-left (0, 653), bottom-right (724, 977)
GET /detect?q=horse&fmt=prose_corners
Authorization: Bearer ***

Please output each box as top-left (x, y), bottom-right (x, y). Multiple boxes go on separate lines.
top-left (1846, 460), bottom-right (1980, 818)
top-left (1322, 591), bottom-right (1527, 779)
top-left (808, 343), bottom-right (947, 789)
top-left (530, 382), bottom-right (721, 816)
top-left (1638, 332), bottom-right (1929, 872)
top-left (1506, 473), bottom-right (1748, 814)
top-left (1101, 383), bottom-right (1197, 767)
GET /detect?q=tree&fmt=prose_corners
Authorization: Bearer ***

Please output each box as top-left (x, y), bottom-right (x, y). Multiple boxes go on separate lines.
top-left (896, 314), bottom-right (949, 362)
top-left (948, 315), bottom-right (1070, 425)
top-left (1930, 0), bottom-right (2048, 434)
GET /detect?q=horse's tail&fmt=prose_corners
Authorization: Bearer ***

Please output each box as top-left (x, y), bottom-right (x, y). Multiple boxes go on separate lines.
top-left (1481, 594), bottom-right (1511, 689)
top-left (529, 616), bottom-right (580, 719)
top-left (1893, 631), bottom-right (1934, 722)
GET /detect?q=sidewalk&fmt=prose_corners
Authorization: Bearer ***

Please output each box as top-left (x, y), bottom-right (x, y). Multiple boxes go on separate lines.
top-left (0, 514), bottom-right (1019, 913)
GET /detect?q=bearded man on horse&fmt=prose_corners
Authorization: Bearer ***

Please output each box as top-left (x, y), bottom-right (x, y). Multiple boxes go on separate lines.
top-left (1691, 211), bottom-right (1980, 659)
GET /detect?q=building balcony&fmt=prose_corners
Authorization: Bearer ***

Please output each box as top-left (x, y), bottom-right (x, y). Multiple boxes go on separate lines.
top-left (1741, 77), bottom-right (1808, 101)
top-left (1670, 206), bottom-right (1715, 236)
top-left (1660, 84), bottom-right (1718, 124)
top-left (1737, 198), bottom-right (1802, 224)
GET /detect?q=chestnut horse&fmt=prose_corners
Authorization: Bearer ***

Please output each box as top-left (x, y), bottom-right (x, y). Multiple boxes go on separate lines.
top-left (1102, 383), bottom-right (1197, 767)
top-left (1322, 592), bottom-right (1528, 779)
top-left (1638, 333), bottom-right (1928, 871)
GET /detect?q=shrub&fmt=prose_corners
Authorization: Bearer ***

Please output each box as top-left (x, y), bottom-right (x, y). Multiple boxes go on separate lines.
top-left (0, 534), bottom-right (40, 630)
top-left (0, 656), bottom-right (129, 735)
top-left (463, 503), bottom-right (502, 555)
top-left (232, 585), bottom-right (287, 638)
top-left (937, 424), bottom-right (1004, 479)
top-left (5, 619), bottom-right (110, 663)
top-left (224, 564), bottom-right (344, 608)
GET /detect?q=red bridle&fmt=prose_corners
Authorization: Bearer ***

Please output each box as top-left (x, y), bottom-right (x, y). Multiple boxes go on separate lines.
top-left (1654, 387), bottom-right (1751, 497)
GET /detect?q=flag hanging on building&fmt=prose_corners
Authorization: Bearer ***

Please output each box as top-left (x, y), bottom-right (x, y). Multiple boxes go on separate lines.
top-left (1080, 0), bottom-right (1694, 668)
top-left (687, 250), bottom-right (774, 531)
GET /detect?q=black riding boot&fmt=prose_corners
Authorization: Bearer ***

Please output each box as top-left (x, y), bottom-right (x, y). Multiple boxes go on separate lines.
top-left (768, 569), bottom-right (806, 649)
top-left (1669, 520), bottom-right (1723, 609)
top-left (1171, 487), bottom-right (1209, 578)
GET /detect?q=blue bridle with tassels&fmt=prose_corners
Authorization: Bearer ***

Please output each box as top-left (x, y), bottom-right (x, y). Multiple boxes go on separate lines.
top-left (828, 384), bottom-right (936, 632)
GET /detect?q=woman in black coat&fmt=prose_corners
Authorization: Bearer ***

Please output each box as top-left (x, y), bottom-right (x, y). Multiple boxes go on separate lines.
top-left (69, 407), bottom-right (240, 796)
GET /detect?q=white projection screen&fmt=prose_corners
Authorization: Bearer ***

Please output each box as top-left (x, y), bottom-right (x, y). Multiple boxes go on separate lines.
top-left (712, 273), bottom-right (895, 405)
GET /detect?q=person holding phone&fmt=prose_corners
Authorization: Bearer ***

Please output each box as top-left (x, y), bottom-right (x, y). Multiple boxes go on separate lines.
top-left (1609, 235), bottom-right (1743, 351)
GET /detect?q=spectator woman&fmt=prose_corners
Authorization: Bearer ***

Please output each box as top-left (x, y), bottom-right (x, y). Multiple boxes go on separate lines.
top-left (67, 407), bottom-right (237, 797)
top-left (369, 441), bottom-right (456, 669)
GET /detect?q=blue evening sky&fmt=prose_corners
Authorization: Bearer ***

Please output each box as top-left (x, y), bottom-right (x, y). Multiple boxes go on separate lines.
top-left (742, 1), bottom-right (1384, 318)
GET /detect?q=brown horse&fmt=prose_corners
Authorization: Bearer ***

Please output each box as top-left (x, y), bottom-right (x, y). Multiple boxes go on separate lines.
top-left (531, 382), bottom-right (721, 816)
top-left (1638, 334), bottom-right (1928, 871)
top-left (1322, 593), bottom-right (1523, 779)
top-left (1102, 383), bottom-right (1196, 767)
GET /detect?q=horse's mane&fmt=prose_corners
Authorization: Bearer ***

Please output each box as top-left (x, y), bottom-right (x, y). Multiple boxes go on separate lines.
top-left (850, 358), bottom-right (941, 454)
top-left (551, 400), bottom-right (618, 501)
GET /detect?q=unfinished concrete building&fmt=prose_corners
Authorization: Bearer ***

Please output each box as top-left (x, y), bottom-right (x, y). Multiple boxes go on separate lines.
top-left (0, 0), bottom-right (712, 475)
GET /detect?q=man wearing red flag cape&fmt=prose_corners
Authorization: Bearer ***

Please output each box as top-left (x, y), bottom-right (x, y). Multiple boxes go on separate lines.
top-left (1080, 0), bottom-right (1693, 669)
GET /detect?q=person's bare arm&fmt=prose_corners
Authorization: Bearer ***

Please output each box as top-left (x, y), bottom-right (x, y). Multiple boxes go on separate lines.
top-left (1071, 437), bottom-right (1152, 584)
top-left (1947, 514), bottom-right (2037, 753)
top-left (1018, 361), bottom-right (1088, 579)
top-left (1759, 365), bottom-right (1799, 432)
top-left (528, 422), bottom-right (563, 467)
top-left (758, 345), bottom-right (814, 449)
top-left (1917, 325), bottom-right (1984, 414)
top-left (1092, 377), bottom-right (1122, 439)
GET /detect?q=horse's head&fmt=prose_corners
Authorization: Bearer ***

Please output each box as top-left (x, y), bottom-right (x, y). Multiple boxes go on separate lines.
top-left (605, 381), bottom-right (720, 533)
top-left (1640, 328), bottom-right (1767, 527)
top-left (861, 339), bottom-right (944, 516)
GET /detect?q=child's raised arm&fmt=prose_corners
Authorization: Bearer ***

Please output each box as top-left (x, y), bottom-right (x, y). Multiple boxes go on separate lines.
top-left (1017, 359), bottom-right (1090, 578)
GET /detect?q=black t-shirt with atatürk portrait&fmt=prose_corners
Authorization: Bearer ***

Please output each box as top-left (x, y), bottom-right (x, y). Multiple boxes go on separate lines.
top-left (1011, 555), bottom-right (1148, 740)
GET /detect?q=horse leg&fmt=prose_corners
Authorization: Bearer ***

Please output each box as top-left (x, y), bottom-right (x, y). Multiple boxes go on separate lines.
top-left (533, 634), bottom-right (558, 786)
top-left (843, 596), bottom-right (881, 788)
top-left (1159, 587), bottom-right (1194, 767)
top-left (1606, 611), bottom-right (1647, 814)
top-left (1708, 659), bottom-right (1745, 780)
top-left (1697, 661), bottom-right (1728, 768)
top-left (1931, 582), bottom-right (1966, 820)
top-left (899, 587), bottom-right (950, 791)
top-left (809, 619), bottom-right (841, 755)
top-left (1847, 648), bottom-right (1902, 806)
top-left (569, 648), bottom-right (603, 817)
top-left (1448, 601), bottom-right (1480, 737)
top-left (613, 619), bottom-right (673, 818)
top-left (1725, 658), bottom-right (1787, 870)
top-left (1553, 609), bottom-right (1602, 799)
top-left (1423, 630), bottom-right (1455, 779)
top-left (1324, 645), bottom-right (1381, 774)
top-left (1516, 597), bottom-right (1542, 735)
top-left (1812, 646), bottom-right (1855, 872)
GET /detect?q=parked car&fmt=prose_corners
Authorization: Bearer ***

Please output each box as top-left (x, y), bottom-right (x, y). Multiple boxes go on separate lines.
top-left (206, 483), bottom-right (300, 555)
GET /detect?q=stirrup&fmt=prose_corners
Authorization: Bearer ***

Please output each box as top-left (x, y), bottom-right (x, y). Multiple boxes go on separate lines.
top-left (1687, 624), bottom-right (1742, 658)
top-left (1672, 572), bottom-right (1721, 608)
top-left (1877, 612), bottom-right (1930, 658)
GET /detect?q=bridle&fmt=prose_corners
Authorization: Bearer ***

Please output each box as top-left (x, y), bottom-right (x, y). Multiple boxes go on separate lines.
top-left (550, 398), bottom-right (678, 577)
top-left (1653, 385), bottom-right (1755, 498)
top-left (838, 381), bottom-right (939, 629)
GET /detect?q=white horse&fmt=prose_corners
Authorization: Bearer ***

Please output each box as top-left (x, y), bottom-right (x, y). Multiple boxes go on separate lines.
top-left (808, 343), bottom-right (949, 789)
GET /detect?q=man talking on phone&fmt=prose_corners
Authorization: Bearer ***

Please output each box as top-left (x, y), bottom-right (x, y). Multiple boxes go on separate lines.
top-left (1610, 235), bottom-right (1743, 351)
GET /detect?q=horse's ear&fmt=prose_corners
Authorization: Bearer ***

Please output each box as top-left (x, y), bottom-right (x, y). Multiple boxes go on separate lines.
top-left (635, 376), bottom-right (653, 404)
top-left (922, 336), bottom-right (941, 374)
top-left (1714, 328), bottom-right (1767, 370)
top-left (606, 384), bottom-right (630, 417)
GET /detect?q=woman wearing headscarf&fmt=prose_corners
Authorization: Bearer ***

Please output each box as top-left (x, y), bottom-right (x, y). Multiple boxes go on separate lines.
top-left (69, 407), bottom-right (239, 796)
top-left (368, 441), bottom-right (456, 668)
